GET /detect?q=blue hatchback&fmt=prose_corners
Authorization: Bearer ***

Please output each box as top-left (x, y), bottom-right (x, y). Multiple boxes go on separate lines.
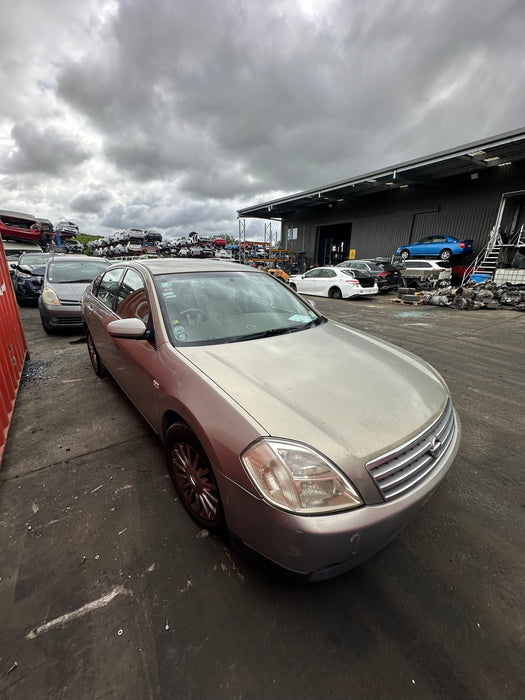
top-left (396, 236), bottom-right (473, 260)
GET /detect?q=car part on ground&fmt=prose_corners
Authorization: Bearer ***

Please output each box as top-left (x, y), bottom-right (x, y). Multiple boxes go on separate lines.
top-left (401, 259), bottom-right (452, 286)
top-left (81, 259), bottom-right (460, 581)
top-left (422, 281), bottom-right (525, 311)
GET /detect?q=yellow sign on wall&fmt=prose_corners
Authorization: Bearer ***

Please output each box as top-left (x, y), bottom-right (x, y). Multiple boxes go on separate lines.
top-left (348, 249), bottom-right (356, 259)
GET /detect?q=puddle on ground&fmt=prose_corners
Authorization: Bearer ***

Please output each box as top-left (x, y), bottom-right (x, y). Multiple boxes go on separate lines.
top-left (393, 310), bottom-right (434, 318)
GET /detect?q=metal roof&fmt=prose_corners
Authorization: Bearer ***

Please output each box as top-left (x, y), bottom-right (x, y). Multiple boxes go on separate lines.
top-left (237, 127), bottom-right (525, 219)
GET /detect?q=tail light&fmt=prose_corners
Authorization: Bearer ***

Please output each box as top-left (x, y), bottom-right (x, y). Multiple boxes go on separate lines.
top-left (377, 272), bottom-right (388, 277)
top-left (459, 242), bottom-right (465, 248)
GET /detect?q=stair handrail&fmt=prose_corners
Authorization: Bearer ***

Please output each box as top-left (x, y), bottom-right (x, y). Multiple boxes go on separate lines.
top-left (461, 226), bottom-right (501, 285)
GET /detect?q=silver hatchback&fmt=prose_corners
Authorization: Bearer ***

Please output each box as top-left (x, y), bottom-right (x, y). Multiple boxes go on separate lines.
top-left (82, 259), bottom-right (461, 581)
top-left (39, 255), bottom-right (110, 334)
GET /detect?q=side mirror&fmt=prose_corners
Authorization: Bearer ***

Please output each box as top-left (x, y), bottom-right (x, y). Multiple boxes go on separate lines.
top-left (107, 318), bottom-right (148, 339)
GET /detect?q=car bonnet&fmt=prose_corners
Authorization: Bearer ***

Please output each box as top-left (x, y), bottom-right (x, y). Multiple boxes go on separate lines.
top-left (47, 282), bottom-right (91, 302)
top-left (177, 321), bottom-right (449, 470)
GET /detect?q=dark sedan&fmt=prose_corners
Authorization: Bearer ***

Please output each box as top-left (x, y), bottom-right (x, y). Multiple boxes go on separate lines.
top-left (336, 259), bottom-right (402, 292)
top-left (11, 253), bottom-right (55, 306)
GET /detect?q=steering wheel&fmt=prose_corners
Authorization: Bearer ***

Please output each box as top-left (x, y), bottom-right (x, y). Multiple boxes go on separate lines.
top-left (179, 308), bottom-right (208, 325)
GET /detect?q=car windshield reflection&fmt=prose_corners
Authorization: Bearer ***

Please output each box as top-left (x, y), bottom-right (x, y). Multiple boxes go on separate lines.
top-left (155, 270), bottom-right (325, 346)
top-left (47, 260), bottom-right (109, 283)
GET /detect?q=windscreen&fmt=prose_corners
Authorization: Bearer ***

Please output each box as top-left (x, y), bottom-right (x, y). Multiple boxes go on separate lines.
top-left (19, 254), bottom-right (50, 265)
top-left (155, 270), bottom-right (324, 346)
top-left (47, 259), bottom-right (110, 283)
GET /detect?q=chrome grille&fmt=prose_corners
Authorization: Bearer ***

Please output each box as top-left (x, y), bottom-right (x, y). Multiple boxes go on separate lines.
top-left (366, 400), bottom-right (456, 501)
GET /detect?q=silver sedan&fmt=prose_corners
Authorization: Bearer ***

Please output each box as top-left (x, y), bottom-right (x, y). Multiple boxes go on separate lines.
top-left (82, 259), bottom-right (460, 581)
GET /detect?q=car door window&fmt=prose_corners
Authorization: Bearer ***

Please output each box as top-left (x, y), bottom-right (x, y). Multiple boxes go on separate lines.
top-left (304, 269), bottom-right (321, 278)
top-left (115, 269), bottom-right (150, 324)
top-left (323, 269), bottom-right (336, 278)
top-left (95, 268), bottom-right (124, 308)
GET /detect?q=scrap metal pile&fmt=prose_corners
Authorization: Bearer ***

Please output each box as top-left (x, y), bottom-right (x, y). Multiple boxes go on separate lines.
top-left (421, 281), bottom-right (525, 311)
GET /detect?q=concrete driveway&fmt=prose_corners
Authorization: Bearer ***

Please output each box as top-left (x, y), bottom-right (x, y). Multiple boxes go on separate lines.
top-left (1, 297), bottom-right (524, 700)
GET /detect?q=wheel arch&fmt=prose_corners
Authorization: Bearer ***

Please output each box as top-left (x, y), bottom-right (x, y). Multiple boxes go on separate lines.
top-left (161, 407), bottom-right (223, 480)
top-left (328, 286), bottom-right (343, 299)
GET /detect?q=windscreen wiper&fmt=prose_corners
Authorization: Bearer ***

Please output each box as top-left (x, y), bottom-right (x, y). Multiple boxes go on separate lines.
top-left (230, 318), bottom-right (325, 343)
top-left (294, 317), bottom-right (326, 330)
top-left (230, 327), bottom-right (294, 342)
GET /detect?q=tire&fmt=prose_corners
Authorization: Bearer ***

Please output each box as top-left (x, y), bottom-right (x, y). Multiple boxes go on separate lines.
top-left (165, 423), bottom-right (225, 532)
top-left (289, 283), bottom-right (297, 291)
top-left (329, 287), bottom-right (342, 299)
top-left (41, 318), bottom-right (57, 335)
top-left (400, 249), bottom-right (410, 260)
top-left (86, 330), bottom-right (106, 377)
top-left (439, 248), bottom-right (452, 261)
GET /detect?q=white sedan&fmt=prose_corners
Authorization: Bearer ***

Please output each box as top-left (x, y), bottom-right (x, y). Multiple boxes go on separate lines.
top-left (288, 266), bottom-right (378, 299)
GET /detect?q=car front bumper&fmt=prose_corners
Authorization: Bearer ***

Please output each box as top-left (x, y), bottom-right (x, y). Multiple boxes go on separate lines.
top-left (15, 278), bottom-right (43, 303)
top-left (218, 410), bottom-right (461, 581)
top-left (39, 302), bottom-right (83, 329)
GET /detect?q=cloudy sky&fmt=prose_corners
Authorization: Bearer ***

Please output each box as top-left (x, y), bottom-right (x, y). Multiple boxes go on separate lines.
top-left (1, 0), bottom-right (524, 240)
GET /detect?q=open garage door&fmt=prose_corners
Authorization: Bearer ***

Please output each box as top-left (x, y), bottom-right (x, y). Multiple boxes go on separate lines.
top-left (317, 222), bottom-right (352, 266)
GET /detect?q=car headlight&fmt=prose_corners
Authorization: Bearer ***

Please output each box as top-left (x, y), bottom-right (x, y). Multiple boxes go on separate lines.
top-left (241, 439), bottom-right (363, 514)
top-left (41, 287), bottom-right (60, 305)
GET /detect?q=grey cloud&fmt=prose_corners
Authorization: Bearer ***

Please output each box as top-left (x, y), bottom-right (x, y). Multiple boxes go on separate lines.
top-left (99, 196), bottom-right (238, 237)
top-left (71, 190), bottom-right (112, 214)
top-left (3, 121), bottom-right (91, 175)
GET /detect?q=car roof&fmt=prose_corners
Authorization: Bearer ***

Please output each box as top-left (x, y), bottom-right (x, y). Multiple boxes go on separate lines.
top-left (405, 259), bottom-right (441, 266)
top-left (20, 251), bottom-right (53, 257)
top-left (49, 254), bottom-right (106, 262)
top-left (106, 258), bottom-right (256, 276)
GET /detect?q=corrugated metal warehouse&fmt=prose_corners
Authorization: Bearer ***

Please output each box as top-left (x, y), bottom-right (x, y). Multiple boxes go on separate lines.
top-left (238, 127), bottom-right (525, 267)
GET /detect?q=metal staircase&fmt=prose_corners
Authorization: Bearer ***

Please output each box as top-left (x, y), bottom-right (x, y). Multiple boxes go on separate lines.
top-left (462, 226), bottom-right (501, 284)
top-left (462, 224), bottom-right (525, 284)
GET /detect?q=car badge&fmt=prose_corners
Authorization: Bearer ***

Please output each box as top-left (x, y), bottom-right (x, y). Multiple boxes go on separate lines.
top-left (427, 437), bottom-right (442, 460)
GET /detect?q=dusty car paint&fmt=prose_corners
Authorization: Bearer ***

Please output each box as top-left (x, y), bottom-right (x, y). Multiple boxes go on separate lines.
top-left (82, 259), bottom-right (460, 580)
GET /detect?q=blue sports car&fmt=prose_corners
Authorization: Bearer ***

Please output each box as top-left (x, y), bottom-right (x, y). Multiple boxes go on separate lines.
top-left (395, 236), bottom-right (474, 260)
